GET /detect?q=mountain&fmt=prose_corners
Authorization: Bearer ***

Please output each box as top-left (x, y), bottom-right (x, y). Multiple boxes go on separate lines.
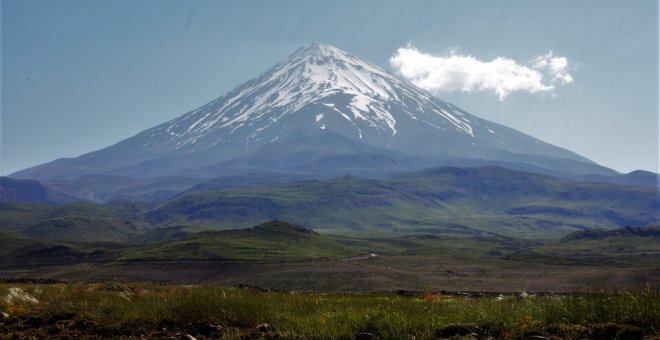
top-left (561, 225), bottom-right (660, 241)
top-left (147, 166), bottom-right (659, 239)
top-left (12, 43), bottom-right (615, 181)
top-left (41, 175), bottom-right (200, 203)
top-left (0, 177), bottom-right (73, 204)
top-left (4, 166), bottom-right (656, 240)
top-left (574, 170), bottom-right (660, 188)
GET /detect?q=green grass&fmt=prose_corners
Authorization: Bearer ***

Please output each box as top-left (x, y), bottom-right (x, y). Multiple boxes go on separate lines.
top-left (120, 220), bottom-right (357, 261)
top-left (2, 224), bottom-right (657, 292)
top-left (0, 283), bottom-right (658, 339)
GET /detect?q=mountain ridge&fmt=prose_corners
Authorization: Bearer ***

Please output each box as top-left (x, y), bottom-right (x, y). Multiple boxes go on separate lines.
top-left (146, 165), bottom-right (659, 238)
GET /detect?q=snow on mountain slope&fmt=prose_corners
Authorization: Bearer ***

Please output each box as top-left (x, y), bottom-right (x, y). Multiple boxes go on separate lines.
top-left (145, 43), bottom-right (475, 152)
top-left (13, 43), bottom-right (609, 180)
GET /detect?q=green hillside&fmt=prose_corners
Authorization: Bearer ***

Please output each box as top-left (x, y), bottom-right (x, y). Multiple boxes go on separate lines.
top-left (512, 226), bottom-right (660, 265)
top-left (0, 231), bottom-right (38, 257)
top-left (120, 220), bottom-right (357, 261)
top-left (3, 167), bottom-right (656, 241)
top-left (21, 215), bottom-right (149, 243)
top-left (147, 167), bottom-right (659, 238)
top-left (0, 201), bottom-right (150, 233)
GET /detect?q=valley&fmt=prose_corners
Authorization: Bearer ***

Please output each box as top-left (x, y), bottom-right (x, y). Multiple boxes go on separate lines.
top-left (1, 163), bottom-right (658, 292)
top-left (1, 218), bottom-right (658, 292)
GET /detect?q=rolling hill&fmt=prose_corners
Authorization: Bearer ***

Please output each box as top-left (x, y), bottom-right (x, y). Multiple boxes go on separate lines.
top-left (147, 166), bottom-right (659, 238)
top-left (120, 220), bottom-right (356, 261)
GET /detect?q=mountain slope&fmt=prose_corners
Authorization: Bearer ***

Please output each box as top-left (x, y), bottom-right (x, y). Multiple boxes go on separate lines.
top-left (0, 201), bottom-right (150, 233)
top-left (42, 175), bottom-right (200, 203)
top-left (0, 177), bottom-right (72, 204)
top-left (575, 170), bottom-right (660, 188)
top-left (147, 166), bottom-right (659, 238)
top-left (513, 226), bottom-right (660, 265)
top-left (21, 215), bottom-right (150, 243)
top-left (13, 43), bottom-right (613, 180)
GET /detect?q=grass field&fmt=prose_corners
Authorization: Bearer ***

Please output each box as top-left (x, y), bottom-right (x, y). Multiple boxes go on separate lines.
top-left (0, 283), bottom-right (658, 339)
top-left (1, 223), bottom-right (658, 293)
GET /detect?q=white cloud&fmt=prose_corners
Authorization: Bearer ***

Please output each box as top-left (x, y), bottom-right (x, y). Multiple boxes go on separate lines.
top-left (389, 46), bottom-right (574, 101)
top-left (531, 51), bottom-right (574, 85)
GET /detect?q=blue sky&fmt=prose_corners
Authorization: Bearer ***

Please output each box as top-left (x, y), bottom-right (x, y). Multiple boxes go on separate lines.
top-left (1, 0), bottom-right (658, 174)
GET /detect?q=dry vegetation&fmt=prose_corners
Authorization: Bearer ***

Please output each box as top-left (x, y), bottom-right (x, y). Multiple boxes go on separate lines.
top-left (1, 282), bottom-right (658, 339)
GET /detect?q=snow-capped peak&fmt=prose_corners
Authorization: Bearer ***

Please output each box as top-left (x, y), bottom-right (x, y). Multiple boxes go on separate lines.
top-left (150, 43), bottom-right (474, 150)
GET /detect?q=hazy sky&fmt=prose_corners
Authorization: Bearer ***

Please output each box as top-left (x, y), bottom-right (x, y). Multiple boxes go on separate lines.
top-left (2, 0), bottom-right (658, 174)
